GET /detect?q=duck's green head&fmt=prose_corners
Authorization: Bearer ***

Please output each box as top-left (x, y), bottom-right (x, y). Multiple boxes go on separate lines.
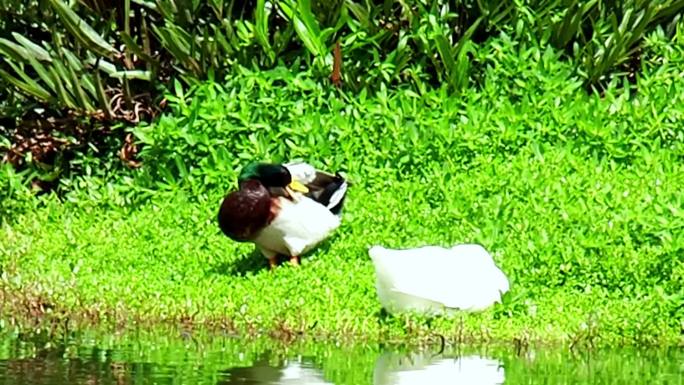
top-left (239, 162), bottom-right (309, 193)
top-left (217, 179), bottom-right (274, 242)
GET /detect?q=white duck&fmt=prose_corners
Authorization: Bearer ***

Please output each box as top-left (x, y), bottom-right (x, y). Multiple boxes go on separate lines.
top-left (368, 244), bottom-right (509, 315)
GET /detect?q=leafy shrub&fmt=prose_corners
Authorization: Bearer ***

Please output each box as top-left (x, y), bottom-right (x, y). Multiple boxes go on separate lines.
top-left (130, 31), bottom-right (684, 194)
top-left (536, 0), bottom-right (684, 88)
top-left (1, 0), bottom-right (683, 193)
top-left (3, 0), bottom-right (683, 117)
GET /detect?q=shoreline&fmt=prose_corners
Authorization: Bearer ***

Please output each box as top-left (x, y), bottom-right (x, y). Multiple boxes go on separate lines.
top-left (2, 282), bottom-right (681, 349)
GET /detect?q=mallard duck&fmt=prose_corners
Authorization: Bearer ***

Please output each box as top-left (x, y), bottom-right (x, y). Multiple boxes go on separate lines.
top-left (368, 244), bottom-right (509, 315)
top-left (218, 161), bottom-right (348, 269)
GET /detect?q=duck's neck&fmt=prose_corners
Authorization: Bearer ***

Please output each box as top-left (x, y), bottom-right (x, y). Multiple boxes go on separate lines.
top-left (266, 197), bottom-right (282, 225)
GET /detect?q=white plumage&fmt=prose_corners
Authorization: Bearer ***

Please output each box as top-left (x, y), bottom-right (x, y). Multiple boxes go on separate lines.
top-left (368, 244), bottom-right (510, 315)
top-left (373, 352), bottom-right (505, 385)
top-left (284, 161), bottom-right (318, 184)
top-left (253, 194), bottom-right (341, 259)
top-left (277, 360), bottom-right (334, 385)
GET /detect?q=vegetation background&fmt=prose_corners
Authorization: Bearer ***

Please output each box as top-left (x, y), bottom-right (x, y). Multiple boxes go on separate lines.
top-left (0, 0), bottom-right (682, 347)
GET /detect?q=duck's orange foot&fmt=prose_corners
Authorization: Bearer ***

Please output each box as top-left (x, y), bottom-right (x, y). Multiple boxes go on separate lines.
top-left (268, 256), bottom-right (278, 270)
top-left (289, 255), bottom-right (300, 267)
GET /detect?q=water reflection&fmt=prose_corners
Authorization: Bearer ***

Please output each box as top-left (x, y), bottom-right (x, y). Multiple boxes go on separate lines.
top-left (0, 334), bottom-right (681, 385)
top-left (220, 357), bottom-right (334, 384)
top-left (373, 352), bottom-right (505, 385)
top-left (217, 352), bottom-right (505, 385)
top-left (0, 356), bottom-right (150, 385)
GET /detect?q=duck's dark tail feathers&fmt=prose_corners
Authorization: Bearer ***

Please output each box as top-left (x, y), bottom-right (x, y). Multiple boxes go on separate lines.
top-left (305, 172), bottom-right (348, 216)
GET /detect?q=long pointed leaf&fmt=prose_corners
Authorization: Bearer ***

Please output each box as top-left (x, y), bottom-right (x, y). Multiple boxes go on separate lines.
top-left (255, 0), bottom-right (274, 62)
top-left (63, 49), bottom-right (84, 71)
top-left (6, 60), bottom-right (53, 98)
top-left (0, 38), bottom-right (31, 62)
top-left (24, 53), bottom-right (56, 92)
top-left (87, 57), bottom-right (153, 80)
top-left (0, 68), bottom-right (52, 101)
top-left (11, 33), bottom-right (52, 61)
top-left (48, 66), bottom-right (77, 108)
top-left (345, 0), bottom-right (370, 29)
top-left (279, 1), bottom-right (325, 57)
top-left (48, 0), bottom-right (117, 56)
top-left (94, 60), bottom-right (113, 118)
top-left (50, 59), bottom-right (80, 108)
top-left (64, 55), bottom-right (94, 111)
top-left (120, 32), bottom-right (156, 63)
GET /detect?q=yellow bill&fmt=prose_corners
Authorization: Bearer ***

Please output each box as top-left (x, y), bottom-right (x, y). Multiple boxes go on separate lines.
top-left (288, 180), bottom-right (309, 193)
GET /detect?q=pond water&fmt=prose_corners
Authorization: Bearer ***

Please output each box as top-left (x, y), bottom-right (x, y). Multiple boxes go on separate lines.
top-left (0, 334), bottom-right (681, 385)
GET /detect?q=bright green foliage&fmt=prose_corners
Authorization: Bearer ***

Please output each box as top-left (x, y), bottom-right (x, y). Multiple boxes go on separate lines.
top-left (0, 162), bottom-right (34, 220)
top-left (130, 32), bottom-right (684, 192)
top-left (1, 33), bottom-right (683, 346)
top-left (2, 0), bottom-right (683, 189)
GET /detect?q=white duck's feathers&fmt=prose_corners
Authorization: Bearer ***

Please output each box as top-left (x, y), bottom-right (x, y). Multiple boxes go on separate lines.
top-left (252, 194), bottom-right (341, 259)
top-left (368, 244), bottom-right (510, 315)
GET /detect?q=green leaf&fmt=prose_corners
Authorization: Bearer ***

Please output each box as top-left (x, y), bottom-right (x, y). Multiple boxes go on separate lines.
top-left (48, 0), bottom-right (117, 57)
top-left (124, 0), bottom-right (131, 36)
top-left (255, 0), bottom-right (275, 62)
top-left (24, 52), bottom-right (56, 93)
top-left (88, 57), bottom-right (152, 80)
top-left (344, 0), bottom-right (370, 29)
top-left (0, 68), bottom-right (52, 101)
top-left (120, 32), bottom-right (156, 63)
top-left (62, 48), bottom-right (84, 71)
top-left (279, 0), bottom-right (326, 57)
top-left (11, 33), bottom-right (52, 62)
top-left (49, 59), bottom-right (79, 108)
top-left (64, 55), bottom-right (94, 111)
top-left (5, 60), bottom-right (53, 98)
top-left (94, 60), bottom-right (113, 118)
top-left (0, 38), bottom-right (32, 62)
top-left (152, 24), bottom-right (201, 74)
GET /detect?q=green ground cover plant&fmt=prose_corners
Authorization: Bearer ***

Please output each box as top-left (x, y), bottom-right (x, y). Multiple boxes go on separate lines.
top-left (1, 30), bottom-right (683, 347)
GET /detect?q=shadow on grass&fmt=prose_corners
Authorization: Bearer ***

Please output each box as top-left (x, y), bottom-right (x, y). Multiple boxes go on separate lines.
top-left (207, 238), bottom-right (338, 277)
top-left (207, 248), bottom-right (268, 277)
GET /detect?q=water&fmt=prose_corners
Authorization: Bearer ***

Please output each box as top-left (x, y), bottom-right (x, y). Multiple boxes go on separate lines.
top-left (0, 334), bottom-right (681, 384)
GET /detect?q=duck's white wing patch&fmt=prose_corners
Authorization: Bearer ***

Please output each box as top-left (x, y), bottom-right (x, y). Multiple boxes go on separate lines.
top-left (326, 180), bottom-right (348, 210)
top-left (284, 161), bottom-right (317, 184)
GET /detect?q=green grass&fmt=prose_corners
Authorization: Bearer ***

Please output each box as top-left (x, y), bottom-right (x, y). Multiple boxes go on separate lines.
top-left (1, 33), bottom-right (683, 347)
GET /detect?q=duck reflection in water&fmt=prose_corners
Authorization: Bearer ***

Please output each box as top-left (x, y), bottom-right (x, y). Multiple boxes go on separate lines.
top-left (217, 351), bottom-right (504, 385)
top-left (373, 352), bottom-right (505, 385)
top-left (218, 356), bottom-right (334, 385)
